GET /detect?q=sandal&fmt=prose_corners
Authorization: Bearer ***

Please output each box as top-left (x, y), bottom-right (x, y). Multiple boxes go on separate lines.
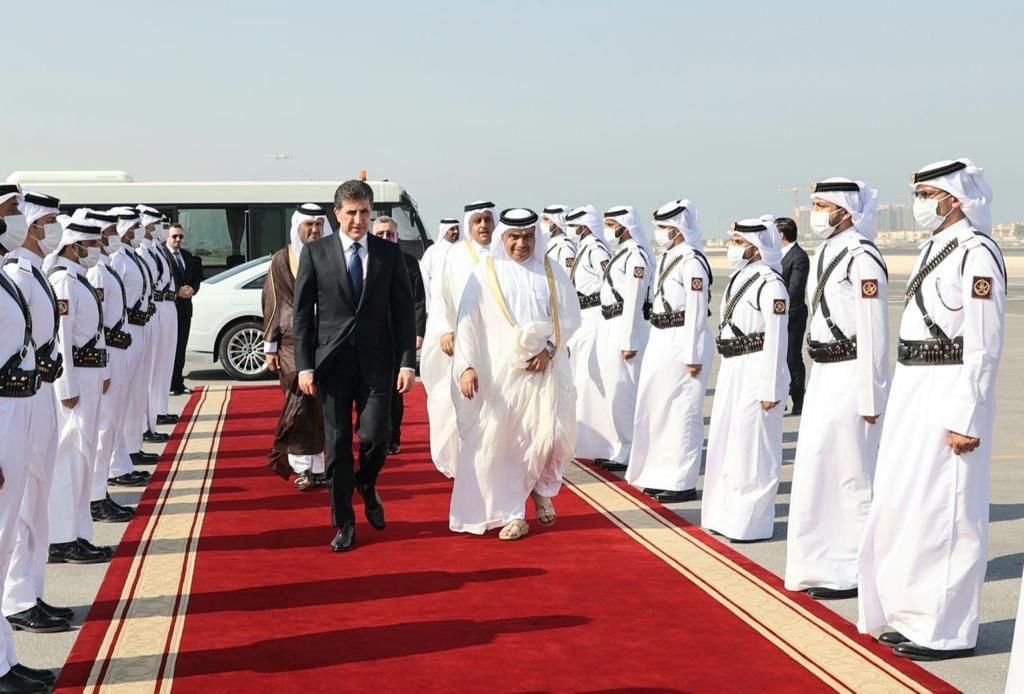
top-left (294, 472), bottom-right (314, 491)
top-left (498, 519), bottom-right (530, 541)
top-left (531, 492), bottom-right (556, 527)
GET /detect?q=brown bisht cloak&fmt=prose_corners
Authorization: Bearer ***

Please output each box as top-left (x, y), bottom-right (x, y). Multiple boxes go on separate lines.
top-left (262, 246), bottom-right (325, 478)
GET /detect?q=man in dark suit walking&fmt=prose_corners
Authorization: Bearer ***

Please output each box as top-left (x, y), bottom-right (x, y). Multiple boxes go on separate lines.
top-left (777, 217), bottom-right (809, 415)
top-left (166, 223), bottom-right (203, 395)
top-left (293, 180), bottom-right (417, 553)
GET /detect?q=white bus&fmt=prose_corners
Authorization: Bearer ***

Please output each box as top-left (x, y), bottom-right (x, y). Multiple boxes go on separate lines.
top-left (5, 170), bottom-right (433, 275)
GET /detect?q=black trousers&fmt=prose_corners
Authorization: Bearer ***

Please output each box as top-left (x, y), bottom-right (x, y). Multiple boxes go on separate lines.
top-left (389, 364), bottom-right (404, 447)
top-left (172, 303), bottom-right (192, 391)
top-left (320, 345), bottom-right (392, 527)
top-left (787, 305), bottom-right (807, 410)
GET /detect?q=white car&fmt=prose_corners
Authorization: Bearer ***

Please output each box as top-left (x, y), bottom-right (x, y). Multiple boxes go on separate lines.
top-left (187, 256), bottom-right (272, 381)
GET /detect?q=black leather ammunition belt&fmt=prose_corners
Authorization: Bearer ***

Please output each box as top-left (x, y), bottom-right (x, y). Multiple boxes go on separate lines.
top-left (72, 345), bottom-right (108, 368)
top-left (651, 310), bottom-right (686, 329)
top-left (104, 328), bottom-right (133, 350)
top-left (127, 308), bottom-right (149, 326)
top-left (0, 354), bottom-right (39, 397)
top-left (898, 336), bottom-right (963, 366)
top-left (807, 338), bottom-right (857, 364)
top-left (578, 292), bottom-right (601, 310)
top-left (716, 332), bottom-right (765, 358)
top-left (152, 292), bottom-right (164, 303)
top-left (601, 301), bottom-right (624, 320)
top-left (147, 302), bottom-right (157, 317)
top-left (34, 347), bottom-right (63, 383)
top-left (641, 301), bottom-right (653, 320)
top-left (163, 290), bottom-right (177, 301)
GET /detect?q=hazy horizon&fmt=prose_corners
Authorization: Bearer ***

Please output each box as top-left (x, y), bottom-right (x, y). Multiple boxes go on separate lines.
top-left (3, 1), bottom-right (1022, 237)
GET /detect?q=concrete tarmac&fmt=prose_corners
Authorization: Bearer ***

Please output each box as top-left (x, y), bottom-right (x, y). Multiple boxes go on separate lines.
top-left (13, 258), bottom-right (1023, 693)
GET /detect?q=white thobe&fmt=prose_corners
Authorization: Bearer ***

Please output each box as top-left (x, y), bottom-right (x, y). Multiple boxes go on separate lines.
top-left (89, 257), bottom-right (132, 507)
top-left (419, 239), bottom-right (453, 311)
top-left (449, 257), bottom-right (581, 533)
top-left (0, 267), bottom-right (35, 671)
top-left (702, 262), bottom-right (789, 541)
top-left (627, 243), bottom-right (713, 492)
top-left (589, 239), bottom-right (652, 464)
top-left (138, 241), bottom-right (160, 433)
top-left (544, 234), bottom-right (577, 274)
top-left (110, 247), bottom-right (149, 474)
top-left (2, 249), bottom-right (60, 617)
top-left (144, 242), bottom-right (177, 419)
top-left (858, 220), bottom-right (1006, 650)
top-left (571, 234), bottom-right (612, 460)
top-left (785, 230), bottom-right (890, 591)
top-left (48, 257), bottom-right (109, 545)
top-left (421, 239), bottom-right (489, 477)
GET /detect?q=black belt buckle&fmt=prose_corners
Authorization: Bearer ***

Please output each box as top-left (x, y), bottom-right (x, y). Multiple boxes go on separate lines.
top-left (601, 301), bottom-right (624, 320)
top-left (716, 332), bottom-right (765, 358)
top-left (642, 302), bottom-right (653, 320)
top-left (651, 310), bottom-right (686, 329)
top-left (34, 351), bottom-right (63, 383)
top-left (577, 292), bottom-right (601, 310)
top-left (72, 345), bottom-right (109, 368)
top-left (0, 363), bottom-right (39, 397)
top-left (104, 328), bottom-right (133, 350)
top-left (128, 308), bottom-right (148, 326)
top-left (806, 338), bottom-right (858, 364)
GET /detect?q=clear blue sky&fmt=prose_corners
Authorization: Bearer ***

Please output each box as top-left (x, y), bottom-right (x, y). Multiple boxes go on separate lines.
top-left (3, 0), bottom-right (1022, 236)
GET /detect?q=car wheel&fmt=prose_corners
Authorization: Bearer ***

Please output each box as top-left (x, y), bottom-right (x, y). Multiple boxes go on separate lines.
top-left (219, 320), bottom-right (269, 381)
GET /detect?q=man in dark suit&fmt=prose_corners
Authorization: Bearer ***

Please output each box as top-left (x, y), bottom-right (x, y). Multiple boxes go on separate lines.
top-left (166, 223), bottom-right (203, 395)
top-left (370, 216), bottom-right (426, 455)
top-left (777, 217), bottom-right (809, 415)
top-left (293, 180), bottom-right (417, 553)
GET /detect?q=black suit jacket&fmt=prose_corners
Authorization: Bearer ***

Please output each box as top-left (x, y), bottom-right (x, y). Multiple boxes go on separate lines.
top-left (293, 233), bottom-right (416, 379)
top-left (781, 243), bottom-right (810, 313)
top-left (168, 247), bottom-right (203, 317)
top-left (402, 252), bottom-right (427, 339)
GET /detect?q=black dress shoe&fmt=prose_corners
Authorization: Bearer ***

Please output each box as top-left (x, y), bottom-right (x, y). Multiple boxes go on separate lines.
top-left (893, 642), bottom-right (975, 661)
top-left (131, 451), bottom-right (159, 465)
top-left (358, 485), bottom-right (386, 530)
top-left (109, 473), bottom-right (148, 487)
top-left (156, 414), bottom-right (178, 425)
top-left (170, 386), bottom-right (193, 395)
top-left (596, 459), bottom-right (628, 472)
top-left (642, 488), bottom-right (665, 497)
top-left (48, 541), bottom-right (107, 565)
top-left (653, 489), bottom-right (698, 503)
top-left (7, 606), bottom-right (70, 634)
top-left (878, 631), bottom-right (909, 646)
top-left (806, 586), bottom-right (858, 600)
top-left (10, 664), bottom-right (55, 686)
top-left (0, 668), bottom-right (49, 693)
top-left (37, 598), bottom-right (74, 621)
top-left (144, 430), bottom-right (169, 442)
top-left (106, 495), bottom-right (135, 515)
top-left (91, 499), bottom-right (132, 523)
top-left (78, 539), bottom-right (114, 561)
top-left (385, 443), bottom-right (401, 455)
top-left (330, 524), bottom-right (356, 552)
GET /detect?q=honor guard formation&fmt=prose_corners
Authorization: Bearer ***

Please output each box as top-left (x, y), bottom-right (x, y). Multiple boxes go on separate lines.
top-left (0, 193), bottom-right (200, 692)
top-left (0, 157), bottom-right (1019, 692)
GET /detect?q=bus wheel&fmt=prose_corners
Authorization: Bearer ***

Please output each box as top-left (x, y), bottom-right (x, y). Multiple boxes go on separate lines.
top-left (219, 320), bottom-right (269, 381)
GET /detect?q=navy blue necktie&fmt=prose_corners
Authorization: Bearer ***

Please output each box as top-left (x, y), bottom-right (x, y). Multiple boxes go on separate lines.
top-left (348, 241), bottom-right (363, 305)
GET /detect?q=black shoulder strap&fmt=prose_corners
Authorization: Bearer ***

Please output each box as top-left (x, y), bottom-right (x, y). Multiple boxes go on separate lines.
top-left (719, 272), bottom-right (760, 336)
top-left (0, 271), bottom-right (33, 361)
top-left (73, 273), bottom-right (105, 344)
top-left (906, 238), bottom-right (960, 341)
top-left (811, 247), bottom-right (851, 342)
top-left (103, 263), bottom-right (129, 330)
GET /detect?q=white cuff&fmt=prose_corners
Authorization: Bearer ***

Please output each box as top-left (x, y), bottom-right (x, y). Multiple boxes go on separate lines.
top-left (264, 341), bottom-right (278, 353)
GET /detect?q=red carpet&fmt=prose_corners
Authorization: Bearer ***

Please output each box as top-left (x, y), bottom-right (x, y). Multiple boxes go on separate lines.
top-left (56, 385), bottom-right (956, 693)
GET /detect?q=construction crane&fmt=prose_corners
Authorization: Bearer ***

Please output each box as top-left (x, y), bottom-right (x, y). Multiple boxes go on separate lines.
top-left (777, 186), bottom-right (803, 220)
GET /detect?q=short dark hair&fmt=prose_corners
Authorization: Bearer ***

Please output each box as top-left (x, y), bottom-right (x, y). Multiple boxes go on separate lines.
top-left (168, 223), bottom-right (184, 232)
top-left (776, 217), bottom-right (798, 242)
top-left (334, 180), bottom-right (374, 209)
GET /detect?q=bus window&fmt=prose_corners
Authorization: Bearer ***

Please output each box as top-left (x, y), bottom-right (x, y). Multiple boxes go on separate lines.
top-left (178, 207), bottom-right (246, 268)
top-left (249, 206), bottom-right (290, 258)
top-left (372, 204), bottom-right (427, 257)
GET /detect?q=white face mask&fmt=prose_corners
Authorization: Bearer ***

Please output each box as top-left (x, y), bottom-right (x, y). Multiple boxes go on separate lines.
top-left (542, 221), bottom-right (556, 238)
top-left (808, 209), bottom-right (842, 240)
top-left (913, 195), bottom-right (951, 232)
top-left (106, 235), bottom-right (123, 254)
top-left (79, 245), bottom-right (101, 269)
top-left (37, 222), bottom-right (63, 255)
top-left (654, 225), bottom-right (676, 250)
top-left (1, 214), bottom-right (29, 250)
top-left (571, 225), bottom-right (585, 239)
top-left (727, 242), bottom-right (749, 269)
top-left (130, 234), bottom-right (142, 249)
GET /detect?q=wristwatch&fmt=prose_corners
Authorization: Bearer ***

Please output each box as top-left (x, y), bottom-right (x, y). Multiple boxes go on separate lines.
top-left (544, 341), bottom-right (556, 359)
